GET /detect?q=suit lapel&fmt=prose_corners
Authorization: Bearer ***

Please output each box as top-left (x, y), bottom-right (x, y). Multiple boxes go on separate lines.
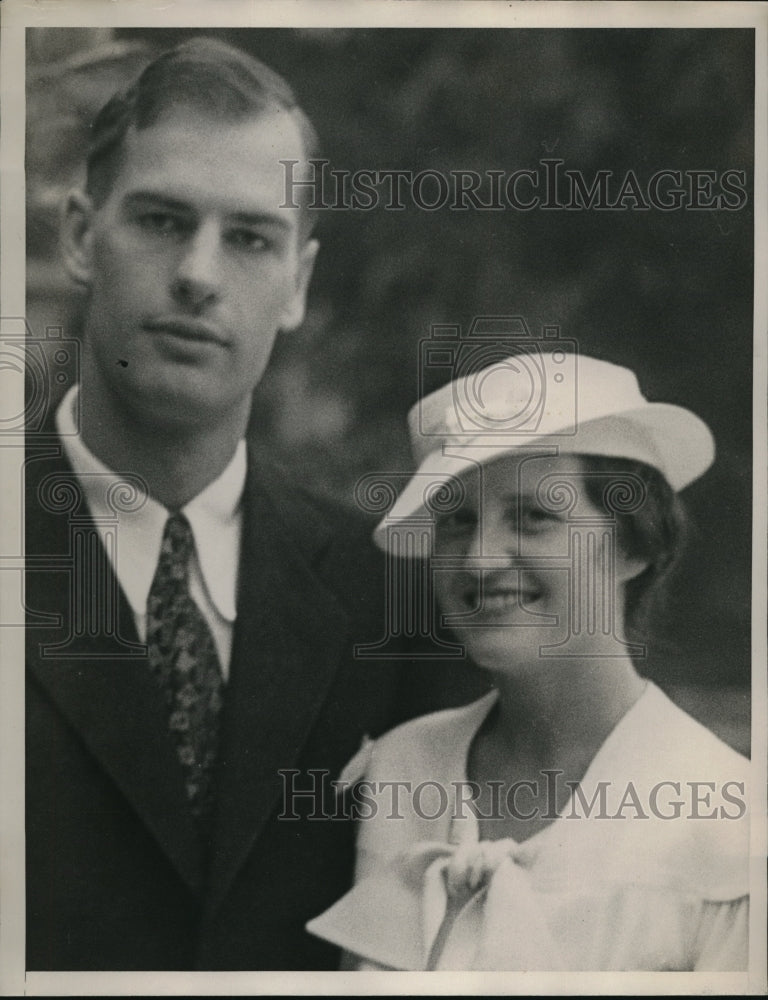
top-left (205, 460), bottom-right (350, 913)
top-left (26, 440), bottom-right (352, 906)
top-left (25, 443), bottom-right (205, 891)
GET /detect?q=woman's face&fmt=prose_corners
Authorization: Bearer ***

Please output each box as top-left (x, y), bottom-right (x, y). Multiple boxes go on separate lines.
top-left (432, 452), bottom-right (644, 671)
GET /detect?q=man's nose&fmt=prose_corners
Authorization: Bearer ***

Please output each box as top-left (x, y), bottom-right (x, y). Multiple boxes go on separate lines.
top-left (171, 221), bottom-right (222, 310)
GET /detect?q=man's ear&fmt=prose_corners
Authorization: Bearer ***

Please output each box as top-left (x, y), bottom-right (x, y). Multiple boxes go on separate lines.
top-left (280, 237), bottom-right (319, 331)
top-left (61, 190), bottom-right (96, 288)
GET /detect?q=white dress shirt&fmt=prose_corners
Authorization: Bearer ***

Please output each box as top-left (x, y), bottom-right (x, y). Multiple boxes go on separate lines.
top-left (56, 385), bottom-right (245, 678)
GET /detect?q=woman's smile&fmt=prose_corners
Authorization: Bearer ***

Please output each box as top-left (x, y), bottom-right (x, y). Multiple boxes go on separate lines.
top-left (454, 573), bottom-right (545, 618)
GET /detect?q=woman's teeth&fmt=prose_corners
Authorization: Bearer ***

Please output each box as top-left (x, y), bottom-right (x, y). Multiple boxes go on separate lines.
top-left (479, 590), bottom-right (538, 612)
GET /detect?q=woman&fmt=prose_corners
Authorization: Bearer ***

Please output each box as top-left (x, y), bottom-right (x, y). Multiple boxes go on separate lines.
top-left (307, 352), bottom-right (749, 971)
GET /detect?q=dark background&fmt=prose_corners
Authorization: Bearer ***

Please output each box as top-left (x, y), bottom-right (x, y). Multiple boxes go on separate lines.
top-left (26, 28), bottom-right (754, 742)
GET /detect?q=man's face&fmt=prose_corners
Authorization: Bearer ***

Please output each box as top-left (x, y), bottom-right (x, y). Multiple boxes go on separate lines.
top-left (67, 106), bottom-right (317, 432)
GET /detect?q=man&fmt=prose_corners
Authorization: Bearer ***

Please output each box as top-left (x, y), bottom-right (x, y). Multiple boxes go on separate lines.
top-left (25, 37), bottom-right (482, 971)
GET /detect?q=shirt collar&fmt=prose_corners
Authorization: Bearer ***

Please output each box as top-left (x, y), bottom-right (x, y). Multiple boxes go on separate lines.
top-left (183, 446), bottom-right (245, 621)
top-left (55, 384), bottom-right (245, 622)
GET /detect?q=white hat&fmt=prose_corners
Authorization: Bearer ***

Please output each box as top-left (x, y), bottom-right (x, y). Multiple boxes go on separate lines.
top-left (373, 351), bottom-right (714, 552)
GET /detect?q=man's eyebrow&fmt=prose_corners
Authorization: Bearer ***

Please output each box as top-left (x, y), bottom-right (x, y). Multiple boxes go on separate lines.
top-left (229, 211), bottom-right (292, 233)
top-left (122, 192), bottom-right (194, 214)
top-left (122, 192), bottom-right (293, 232)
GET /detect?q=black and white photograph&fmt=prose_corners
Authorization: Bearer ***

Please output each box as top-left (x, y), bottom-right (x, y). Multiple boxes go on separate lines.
top-left (0, 1), bottom-right (765, 995)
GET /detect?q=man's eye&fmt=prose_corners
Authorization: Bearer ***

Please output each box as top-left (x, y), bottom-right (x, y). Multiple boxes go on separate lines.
top-left (228, 229), bottom-right (269, 252)
top-left (135, 212), bottom-right (193, 239)
top-left (137, 212), bottom-right (184, 235)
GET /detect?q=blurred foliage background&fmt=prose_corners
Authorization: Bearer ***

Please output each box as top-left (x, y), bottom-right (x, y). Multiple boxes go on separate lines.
top-left (26, 27), bottom-right (754, 735)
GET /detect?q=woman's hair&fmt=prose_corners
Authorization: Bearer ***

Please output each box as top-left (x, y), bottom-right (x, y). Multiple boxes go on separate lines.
top-left (580, 454), bottom-right (689, 643)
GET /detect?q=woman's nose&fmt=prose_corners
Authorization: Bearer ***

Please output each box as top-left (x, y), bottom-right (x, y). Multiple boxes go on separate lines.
top-left (171, 221), bottom-right (222, 309)
top-left (464, 510), bottom-right (518, 562)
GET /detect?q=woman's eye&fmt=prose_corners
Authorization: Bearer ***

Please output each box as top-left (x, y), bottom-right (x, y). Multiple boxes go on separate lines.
top-left (520, 506), bottom-right (560, 531)
top-left (437, 509), bottom-right (477, 533)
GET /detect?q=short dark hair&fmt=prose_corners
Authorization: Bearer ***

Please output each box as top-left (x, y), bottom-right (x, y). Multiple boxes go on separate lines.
top-left (581, 454), bottom-right (688, 644)
top-left (85, 36), bottom-right (320, 239)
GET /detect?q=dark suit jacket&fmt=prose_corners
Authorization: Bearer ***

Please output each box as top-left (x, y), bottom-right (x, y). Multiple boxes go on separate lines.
top-left (25, 434), bottom-right (486, 971)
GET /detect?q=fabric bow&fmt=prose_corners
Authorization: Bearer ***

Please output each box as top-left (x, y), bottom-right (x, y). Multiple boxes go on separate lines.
top-left (398, 837), bottom-right (561, 970)
top-left (306, 836), bottom-right (562, 970)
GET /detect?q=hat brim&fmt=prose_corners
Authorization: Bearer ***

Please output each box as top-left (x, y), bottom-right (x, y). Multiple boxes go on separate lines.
top-left (373, 403), bottom-right (714, 553)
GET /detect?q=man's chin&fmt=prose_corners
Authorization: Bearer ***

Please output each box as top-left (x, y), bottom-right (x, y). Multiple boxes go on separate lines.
top-left (117, 378), bottom-right (250, 435)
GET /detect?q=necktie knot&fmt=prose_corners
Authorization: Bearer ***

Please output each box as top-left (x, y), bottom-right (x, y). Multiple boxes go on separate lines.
top-left (161, 511), bottom-right (194, 576)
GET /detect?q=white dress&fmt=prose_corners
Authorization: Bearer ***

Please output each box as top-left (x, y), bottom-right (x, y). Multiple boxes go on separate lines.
top-left (307, 682), bottom-right (749, 971)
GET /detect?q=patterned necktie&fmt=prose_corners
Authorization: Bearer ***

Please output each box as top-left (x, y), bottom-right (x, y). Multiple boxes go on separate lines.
top-left (146, 512), bottom-right (224, 820)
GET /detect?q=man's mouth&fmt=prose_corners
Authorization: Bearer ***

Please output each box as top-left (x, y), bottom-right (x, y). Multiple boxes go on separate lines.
top-left (143, 316), bottom-right (227, 346)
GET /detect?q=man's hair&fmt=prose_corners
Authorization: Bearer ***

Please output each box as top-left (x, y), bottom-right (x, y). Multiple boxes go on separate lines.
top-left (85, 36), bottom-right (320, 239)
top-left (581, 454), bottom-right (688, 645)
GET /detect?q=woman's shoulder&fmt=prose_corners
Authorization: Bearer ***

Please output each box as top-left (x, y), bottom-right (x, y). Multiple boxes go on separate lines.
top-left (568, 682), bottom-right (751, 901)
top-left (641, 682), bottom-right (750, 780)
top-left (379, 690), bottom-right (497, 739)
top-left (368, 691), bottom-right (497, 777)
